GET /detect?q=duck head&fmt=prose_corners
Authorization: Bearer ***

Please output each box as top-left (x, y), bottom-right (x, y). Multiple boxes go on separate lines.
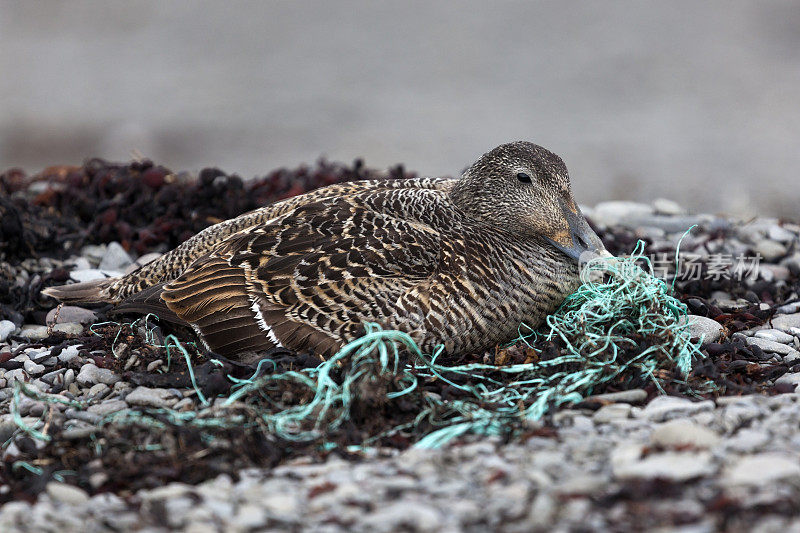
top-left (450, 141), bottom-right (606, 262)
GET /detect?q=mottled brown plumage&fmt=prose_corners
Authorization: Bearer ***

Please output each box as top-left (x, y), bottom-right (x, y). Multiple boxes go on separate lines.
top-left (43, 142), bottom-right (604, 359)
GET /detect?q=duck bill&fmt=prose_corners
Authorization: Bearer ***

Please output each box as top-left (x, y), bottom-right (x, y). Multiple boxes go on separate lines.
top-left (545, 203), bottom-right (606, 263)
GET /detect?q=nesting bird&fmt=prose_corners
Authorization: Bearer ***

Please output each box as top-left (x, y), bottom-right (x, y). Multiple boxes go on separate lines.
top-left (43, 142), bottom-right (605, 359)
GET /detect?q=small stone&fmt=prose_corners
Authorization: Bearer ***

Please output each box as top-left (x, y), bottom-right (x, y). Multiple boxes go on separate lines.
top-left (754, 329), bottom-right (795, 344)
top-left (53, 323), bottom-right (83, 336)
top-left (146, 359), bottom-right (164, 372)
top-left (640, 396), bottom-right (714, 422)
top-left (69, 269), bottom-right (111, 283)
top-left (58, 345), bottom-right (82, 363)
top-left (40, 368), bottom-right (66, 385)
top-left (584, 389), bottom-right (648, 404)
top-left (18, 325), bottom-right (50, 341)
top-left (123, 352), bottom-right (139, 370)
top-left (652, 198), bottom-right (685, 215)
top-left (612, 445), bottom-right (714, 481)
top-left (172, 397), bottom-right (196, 411)
top-left (68, 256), bottom-right (92, 270)
top-left (45, 482), bottom-right (90, 505)
top-left (46, 306), bottom-right (98, 326)
top-left (726, 428), bottom-right (770, 453)
top-left (99, 242), bottom-right (133, 271)
top-left (760, 264), bottom-right (791, 282)
top-left (360, 500), bottom-right (443, 532)
top-left (678, 315), bottom-right (723, 344)
top-left (593, 403), bottom-right (631, 423)
top-left (650, 419), bottom-right (720, 449)
top-left (125, 386), bottom-right (178, 408)
top-left (88, 400), bottom-right (128, 416)
top-left (775, 372), bottom-right (800, 390)
top-left (746, 336), bottom-right (794, 355)
top-left (784, 350), bottom-right (800, 365)
top-left (767, 225), bottom-right (797, 243)
top-left (724, 453), bottom-right (800, 485)
top-left (0, 320), bottom-right (16, 342)
top-left (87, 383), bottom-right (110, 398)
top-left (23, 360), bottom-right (45, 376)
top-left (5, 368), bottom-right (27, 384)
top-left (89, 472), bottom-right (109, 490)
top-left (234, 504), bottom-right (268, 529)
top-left (80, 244), bottom-right (107, 263)
top-left (771, 313), bottom-right (800, 332)
top-left (63, 368), bottom-right (75, 388)
top-left (776, 302), bottom-right (800, 315)
top-left (754, 240), bottom-right (787, 262)
top-left (77, 364), bottom-right (121, 387)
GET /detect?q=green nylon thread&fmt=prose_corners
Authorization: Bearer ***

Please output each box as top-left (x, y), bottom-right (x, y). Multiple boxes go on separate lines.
top-left (8, 238), bottom-right (710, 453)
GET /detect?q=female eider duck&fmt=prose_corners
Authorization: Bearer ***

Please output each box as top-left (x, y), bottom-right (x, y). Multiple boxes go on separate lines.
top-left (43, 142), bottom-right (605, 359)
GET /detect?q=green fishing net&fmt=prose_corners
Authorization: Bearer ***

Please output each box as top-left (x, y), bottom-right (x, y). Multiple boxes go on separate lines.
top-left (11, 240), bottom-right (708, 452)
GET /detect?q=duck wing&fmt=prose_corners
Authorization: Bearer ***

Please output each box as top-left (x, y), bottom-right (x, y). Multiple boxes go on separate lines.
top-left (133, 194), bottom-right (445, 358)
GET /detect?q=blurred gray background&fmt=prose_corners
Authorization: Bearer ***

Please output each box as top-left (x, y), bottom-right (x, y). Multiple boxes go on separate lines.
top-left (2, 1), bottom-right (799, 217)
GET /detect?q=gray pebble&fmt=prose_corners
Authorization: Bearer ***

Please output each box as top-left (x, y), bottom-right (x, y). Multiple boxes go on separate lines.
top-left (754, 240), bottom-right (787, 262)
top-left (23, 359), bottom-right (45, 376)
top-left (746, 336), bottom-right (794, 355)
top-left (679, 314), bottom-right (723, 344)
top-left (776, 302), bottom-right (800, 315)
top-left (53, 322), bottom-right (84, 336)
top-left (77, 363), bottom-right (121, 387)
top-left (593, 403), bottom-right (631, 423)
top-left (640, 396), bottom-right (714, 422)
top-left (233, 504), bottom-right (269, 529)
top-left (63, 368), bottom-right (75, 388)
top-left (125, 386), bottom-right (179, 408)
top-left (19, 325), bottom-right (51, 341)
top-left (0, 320), bottom-right (16, 342)
top-left (650, 419), bottom-right (719, 449)
top-left (754, 329), bottom-right (795, 344)
top-left (726, 428), bottom-right (770, 453)
top-left (98, 241), bottom-right (133, 271)
top-left (784, 350), bottom-right (800, 365)
top-left (87, 383), bottom-right (111, 398)
top-left (69, 269), bottom-right (109, 283)
top-left (771, 312), bottom-right (800, 332)
top-left (45, 482), bottom-right (90, 505)
top-left (584, 389), bottom-right (648, 404)
top-left (767, 225), bottom-right (797, 243)
top-left (612, 445), bottom-right (714, 481)
top-left (723, 453), bottom-right (800, 486)
top-left (80, 244), bottom-right (107, 264)
top-left (775, 372), bottom-right (800, 390)
top-left (68, 256), bottom-right (92, 271)
top-left (87, 400), bottom-right (128, 416)
top-left (58, 345), bottom-right (83, 363)
top-left (40, 368), bottom-right (66, 385)
top-left (46, 306), bottom-right (98, 326)
top-left (65, 408), bottom-right (102, 424)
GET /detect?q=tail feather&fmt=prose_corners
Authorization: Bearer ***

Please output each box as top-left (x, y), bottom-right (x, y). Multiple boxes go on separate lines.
top-left (41, 278), bottom-right (118, 304)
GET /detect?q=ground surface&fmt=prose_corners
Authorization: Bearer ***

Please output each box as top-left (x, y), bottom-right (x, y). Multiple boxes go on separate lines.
top-left (1, 160), bottom-right (800, 532)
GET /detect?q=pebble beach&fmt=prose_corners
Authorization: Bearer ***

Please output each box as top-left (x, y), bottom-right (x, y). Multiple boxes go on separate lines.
top-left (2, 162), bottom-right (800, 532)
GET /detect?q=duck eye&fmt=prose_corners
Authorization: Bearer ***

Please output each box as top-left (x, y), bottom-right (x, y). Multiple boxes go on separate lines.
top-left (516, 172), bottom-right (532, 184)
